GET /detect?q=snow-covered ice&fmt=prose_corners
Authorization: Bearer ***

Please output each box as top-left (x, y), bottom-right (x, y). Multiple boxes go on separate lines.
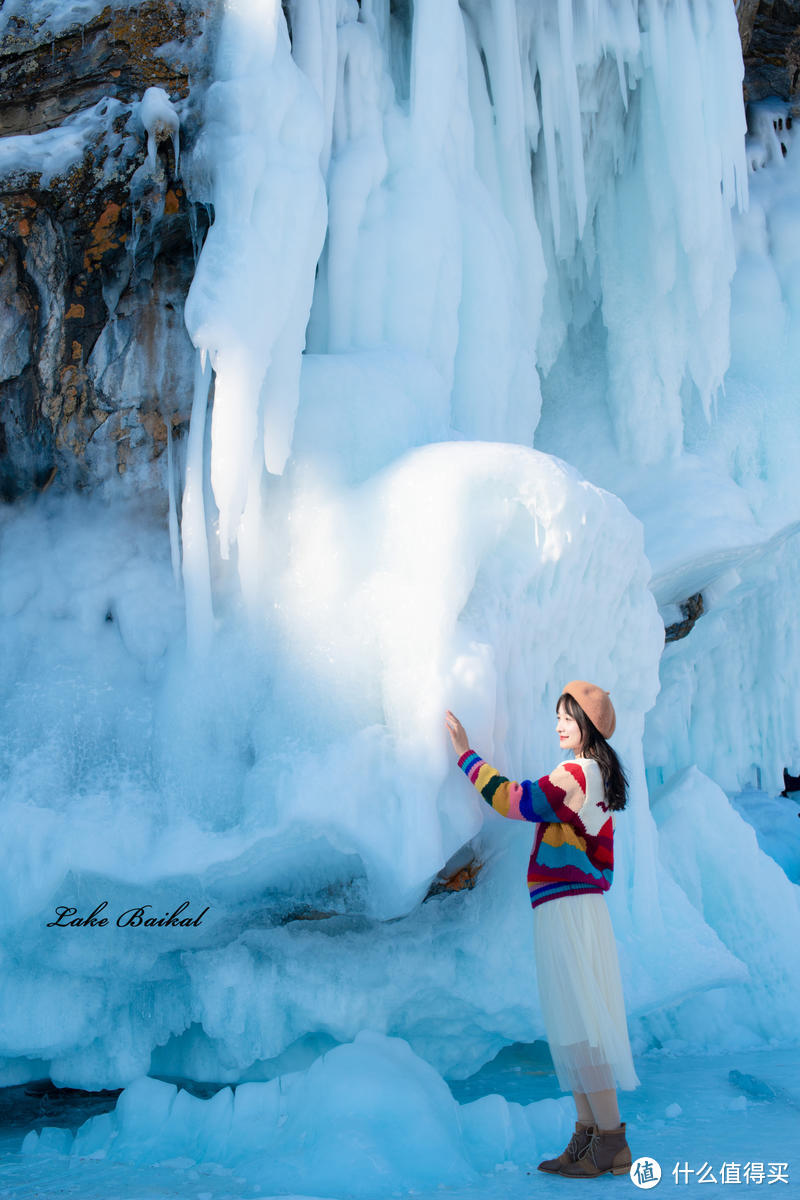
top-left (139, 86), bottom-right (181, 174)
top-left (5, 1041), bottom-right (799, 1198)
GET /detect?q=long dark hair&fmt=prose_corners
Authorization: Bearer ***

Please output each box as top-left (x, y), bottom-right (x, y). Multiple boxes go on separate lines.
top-left (557, 692), bottom-right (629, 811)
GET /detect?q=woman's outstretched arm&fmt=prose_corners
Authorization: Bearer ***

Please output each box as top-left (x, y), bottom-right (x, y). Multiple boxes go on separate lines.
top-left (445, 710), bottom-right (587, 824)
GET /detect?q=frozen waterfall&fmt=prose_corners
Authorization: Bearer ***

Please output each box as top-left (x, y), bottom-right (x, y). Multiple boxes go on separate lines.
top-left (2, 0), bottom-right (800, 1193)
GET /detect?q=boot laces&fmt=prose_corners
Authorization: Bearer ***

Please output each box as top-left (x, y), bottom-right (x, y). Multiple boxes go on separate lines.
top-left (569, 1124), bottom-right (593, 1159)
top-left (577, 1129), bottom-right (601, 1167)
top-left (567, 1131), bottom-right (581, 1158)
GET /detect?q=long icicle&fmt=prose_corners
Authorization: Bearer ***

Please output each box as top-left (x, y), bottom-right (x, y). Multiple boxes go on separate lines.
top-left (180, 350), bottom-right (214, 655)
top-left (166, 417), bottom-right (181, 588)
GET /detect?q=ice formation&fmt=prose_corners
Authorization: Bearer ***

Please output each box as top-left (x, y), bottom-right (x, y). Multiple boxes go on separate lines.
top-left (138, 86), bottom-right (181, 174)
top-left (0, 98), bottom-right (131, 188)
top-left (182, 0), bottom-right (327, 571)
top-left (647, 767), bottom-right (800, 1045)
top-left (20, 1031), bottom-right (574, 1192)
top-left (2, 0), bottom-right (800, 1189)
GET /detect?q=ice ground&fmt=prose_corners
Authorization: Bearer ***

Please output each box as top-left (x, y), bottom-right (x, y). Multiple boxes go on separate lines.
top-left (2, 1044), bottom-right (798, 1198)
top-left (3, 772), bottom-right (798, 1197)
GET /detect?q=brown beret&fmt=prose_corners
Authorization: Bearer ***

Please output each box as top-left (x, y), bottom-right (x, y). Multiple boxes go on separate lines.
top-left (561, 680), bottom-right (616, 739)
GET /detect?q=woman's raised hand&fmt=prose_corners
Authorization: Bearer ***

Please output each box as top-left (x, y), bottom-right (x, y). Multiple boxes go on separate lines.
top-left (445, 710), bottom-right (470, 757)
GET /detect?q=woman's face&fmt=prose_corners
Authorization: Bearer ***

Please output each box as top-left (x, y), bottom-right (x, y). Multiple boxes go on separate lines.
top-left (556, 703), bottom-right (584, 755)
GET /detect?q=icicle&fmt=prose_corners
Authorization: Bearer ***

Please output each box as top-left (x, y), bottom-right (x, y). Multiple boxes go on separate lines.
top-left (166, 418), bottom-right (181, 589)
top-left (483, 0), bottom-right (547, 337)
top-left (286, 0), bottom-right (337, 176)
top-left (139, 87), bottom-right (181, 174)
top-left (180, 352), bottom-right (214, 655)
top-left (183, 0), bottom-right (326, 569)
top-left (557, 0), bottom-right (587, 237)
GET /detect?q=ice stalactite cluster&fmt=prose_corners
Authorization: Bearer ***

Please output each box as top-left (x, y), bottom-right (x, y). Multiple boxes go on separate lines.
top-left (183, 0), bottom-right (748, 614)
top-left (182, 0), bottom-right (327, 576)
top-left (640, 103), bottom-right (800, 793)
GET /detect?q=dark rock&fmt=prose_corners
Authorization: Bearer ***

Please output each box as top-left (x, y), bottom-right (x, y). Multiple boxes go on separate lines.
top-left (780, 767), bottom-right (800, 796)
top-left (0, 0), bottom-right (220, 498)
top-left (0, 1), bottom-right (208, 138)
top-left (664, 592), bottom-right (705, 643)
top-left (742, 1), bottom-right (800, 102)
top-left (738, 0), bottom-right (762, 56)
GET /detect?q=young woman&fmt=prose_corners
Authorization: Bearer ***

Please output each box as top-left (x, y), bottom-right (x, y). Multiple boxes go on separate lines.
top-left (445, 681), bottom-right (639, 1179)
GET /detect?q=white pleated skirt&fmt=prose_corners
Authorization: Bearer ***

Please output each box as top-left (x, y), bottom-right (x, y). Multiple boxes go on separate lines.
top-left (532, 892), bottom-right (640, 1094)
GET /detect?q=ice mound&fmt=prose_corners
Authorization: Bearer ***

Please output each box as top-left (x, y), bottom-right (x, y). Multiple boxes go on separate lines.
top-left (645, 532), bottom-right (800, 794)
top-left (0, 444), bottom-right (689, 1089)
top-left (644, 766), bottom-right (800, 1047)
top-left (260, 439), bottom-right (665, 920)
top-left (21, 1031), bottom-right (573, 1194)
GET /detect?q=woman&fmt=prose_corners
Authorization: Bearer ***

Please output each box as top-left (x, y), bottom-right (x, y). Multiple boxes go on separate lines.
top-left (444, 681), bottom-right (639, 1179)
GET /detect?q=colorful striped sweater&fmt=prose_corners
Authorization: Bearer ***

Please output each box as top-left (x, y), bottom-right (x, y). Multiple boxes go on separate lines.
top-left (457, 749), bottom-right (615, 910)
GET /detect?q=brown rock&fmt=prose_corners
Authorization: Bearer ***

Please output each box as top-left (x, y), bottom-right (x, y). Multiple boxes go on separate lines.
top-left (737, 0), bottom-right (762, 56)
top-left (423, 854), bottom-right (483, 901)
top-left (0, 1), bottom-right (210, 138)
top-left (0, 0), bottom-right (221, 499)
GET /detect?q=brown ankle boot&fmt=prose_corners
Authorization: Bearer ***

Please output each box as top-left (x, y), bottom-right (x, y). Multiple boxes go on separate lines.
top-left (558, 1121), bottom-right (632, 1177)
top-left (537, 1121), bottom-right (595, 1173)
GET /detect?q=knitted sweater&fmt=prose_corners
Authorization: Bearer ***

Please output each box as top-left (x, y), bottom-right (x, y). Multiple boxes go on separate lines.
top-left (457, 749), bottom-right (615, 910)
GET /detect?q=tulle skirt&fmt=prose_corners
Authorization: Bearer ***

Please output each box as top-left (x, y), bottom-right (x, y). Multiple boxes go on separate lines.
top-left (532, 892), bottom-right (640, 1094)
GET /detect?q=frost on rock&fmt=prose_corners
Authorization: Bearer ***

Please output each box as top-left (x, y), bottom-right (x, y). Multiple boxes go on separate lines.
top-left (138, 86), bottom-right (180, 174)
top-left (0, 98), bottom-right (130, 189)
top-left (745, 98), bottom-right (791, 172)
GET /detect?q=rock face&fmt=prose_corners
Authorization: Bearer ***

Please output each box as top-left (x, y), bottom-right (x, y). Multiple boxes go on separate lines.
top-left (740, 0), bottom-right (800, 102)
top-left (0, 2), bottom-right (208, 137)
top-left (0, 0), bottom-right (218, 500)
top-left (737, 0), bottom-right (763, 56)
